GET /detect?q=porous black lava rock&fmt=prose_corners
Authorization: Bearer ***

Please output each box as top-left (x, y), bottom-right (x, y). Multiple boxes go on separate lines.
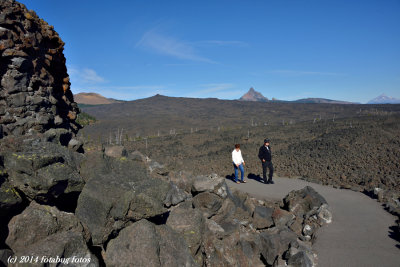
top-left (75, 156), bottom-right (170, 246)
top-left (105, 219), bottom-right (197, 267)
top-left (259, 227), bottom-right (298, 266)
top-left (0, 249), bottom-right (13, 267)
top-left (283, 186), bottom-right (327, 217)
top-left (253, 205), bottom-right (274, 230)
top-left (283, 186), bottom-right (332, 240)
top-left (6, 201), bottom-right (99, 266)
top-left (166, 201), bottom-right (205, 262)
top-left (0, 0), bottom-right (79, 139)
top-left (1, 136), bottom-right (84, 205)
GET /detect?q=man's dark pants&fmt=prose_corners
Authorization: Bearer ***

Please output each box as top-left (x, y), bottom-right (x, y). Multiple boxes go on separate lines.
top-left (262, 161), bottom-right (273, 182)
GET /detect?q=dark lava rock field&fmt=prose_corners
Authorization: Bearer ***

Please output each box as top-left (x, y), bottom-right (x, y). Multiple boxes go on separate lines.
top-left (112, 114), bottom-right (400, 195)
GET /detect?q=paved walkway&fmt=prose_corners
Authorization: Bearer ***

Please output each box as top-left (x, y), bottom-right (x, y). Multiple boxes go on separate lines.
top-left (228, 176), bottom-right (400, 267)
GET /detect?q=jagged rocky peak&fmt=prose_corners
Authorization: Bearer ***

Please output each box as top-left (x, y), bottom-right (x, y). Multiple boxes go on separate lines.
top-left (0, 0), bottom-right (80, 140)
top-left (240, 87), bottom-right (269, 102)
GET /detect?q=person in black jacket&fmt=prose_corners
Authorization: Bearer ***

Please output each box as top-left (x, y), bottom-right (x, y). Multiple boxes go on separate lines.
top-left (258, 138), bottom-right (274, 184)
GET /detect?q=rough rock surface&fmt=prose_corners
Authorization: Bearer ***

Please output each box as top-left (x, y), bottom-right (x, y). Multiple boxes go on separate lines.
top-left (0, 0), bottom-right (79, 138)
top-left (284, 186), bottom-right (327, 217)
top-left (75, 156), bottom-right (170, 246)
top-left (1, 137), bottom-right (84, 204)
top-left (283, 186), bottom-right (332, 240)
top-left (0, 181), bottom-right (23, 216)
top-left (105, 219), bottom-right (197, 267)
top-left (0, 249), bottom-right (13, 267)
top-left (253, 205), bottom-right (274, 230)
top-left (163, 182), bottom-right (190, 208)
top-left (166, 201), bottom-right (205, 262)
top-left (6, 201), bottom-right (98, 266)
top-left (192, 191), bottom-right (223, 218)
top-left (260, 227), bottom-right (298, 265)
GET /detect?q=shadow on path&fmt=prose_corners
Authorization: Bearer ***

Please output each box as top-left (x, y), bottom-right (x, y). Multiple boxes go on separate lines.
top-left (226, 173), bottom-right (265, 184)
top-left (388, 225), bottom-right (400, 249)
top-left (247, 173), bottom-right (264, 183)
top-left (225, 174), bottom-right (235, 182)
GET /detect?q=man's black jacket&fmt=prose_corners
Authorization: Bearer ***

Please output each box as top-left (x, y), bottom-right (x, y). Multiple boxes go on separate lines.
top-left (258, 145), bottom-right (272, 162)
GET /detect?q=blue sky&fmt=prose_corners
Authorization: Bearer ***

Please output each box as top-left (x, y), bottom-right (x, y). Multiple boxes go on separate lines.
top-left (20, 0), bottom-right (400, 103)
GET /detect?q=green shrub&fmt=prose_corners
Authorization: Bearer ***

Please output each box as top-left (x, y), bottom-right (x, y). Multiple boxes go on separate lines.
top-left (76, 111), bottom-right (96, 126)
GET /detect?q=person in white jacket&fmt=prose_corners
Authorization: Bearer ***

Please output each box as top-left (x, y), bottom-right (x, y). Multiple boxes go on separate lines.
top-left (232, 144), bottom-right (246, 184)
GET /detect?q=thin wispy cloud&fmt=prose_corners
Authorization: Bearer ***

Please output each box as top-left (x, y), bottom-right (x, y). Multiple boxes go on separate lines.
top-left (266, 70), bottom-right (344, 76)
top-left (68, 66), bottom-right (106, 85)
top-left (68, 64), bottom-right (170, 100)
top-left (81, 68), bottom-right (106, 83)
top-left (185, 83), bottom-right (241, 99)
top-left (136, 29), bottom-right (216, 63)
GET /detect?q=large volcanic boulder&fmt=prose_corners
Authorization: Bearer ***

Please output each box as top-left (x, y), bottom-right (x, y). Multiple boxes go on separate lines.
top-left (1, 137), bottom-right (84, 206)
top-left (75, 156), bottom-right (171, 246)
top-left (105, 219), bottom-right (197, 267)
top-left (6, 201), bottom-right (99, 266)
top-left (0, 0), bottom-right (79, 139)
top-left (283, 186), bottom-right (332, 240)
top-left (166, 201), bottom-right (205, 262)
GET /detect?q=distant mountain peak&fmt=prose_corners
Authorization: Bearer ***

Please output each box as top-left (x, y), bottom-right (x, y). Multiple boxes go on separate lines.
top-left (240, 87), bottom-right (268, 102)
top-left (74, 92), bottom-right (123, 105)
top-left (367, 94), bottom-right (400, 104)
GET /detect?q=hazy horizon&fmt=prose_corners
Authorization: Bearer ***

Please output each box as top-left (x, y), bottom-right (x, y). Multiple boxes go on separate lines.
top-left (74, 90), bottom-right (400, 104)
top-left (20, 0), bottom-right (400, 103)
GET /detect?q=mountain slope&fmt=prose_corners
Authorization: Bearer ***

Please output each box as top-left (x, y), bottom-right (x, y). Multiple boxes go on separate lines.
top-left (367, 94), bottom-right (400, 104)
top-left (74, 92), bottom-right (123, 105)
top-left (294, 98), bottom-right (355, 104)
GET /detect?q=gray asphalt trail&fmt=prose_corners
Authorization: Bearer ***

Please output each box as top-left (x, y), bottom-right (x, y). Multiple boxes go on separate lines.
top-left (228, 177), bottom-right (400, 267)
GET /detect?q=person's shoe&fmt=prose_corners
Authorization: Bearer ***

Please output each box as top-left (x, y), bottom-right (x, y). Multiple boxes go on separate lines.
top-left (241, 180), bottom-right (247, 183)
top-left (236, 181), bottom-right (240, 184)
top-left (267, 180), bottom-right (274, 184)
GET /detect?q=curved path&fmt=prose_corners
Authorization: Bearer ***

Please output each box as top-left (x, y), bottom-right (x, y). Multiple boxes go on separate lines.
top-left (228, 177), bottom-right (400, 267)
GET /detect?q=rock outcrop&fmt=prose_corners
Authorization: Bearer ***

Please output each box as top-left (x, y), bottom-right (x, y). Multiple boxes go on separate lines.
top-left (0, 0), bottom-right (79, 140)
